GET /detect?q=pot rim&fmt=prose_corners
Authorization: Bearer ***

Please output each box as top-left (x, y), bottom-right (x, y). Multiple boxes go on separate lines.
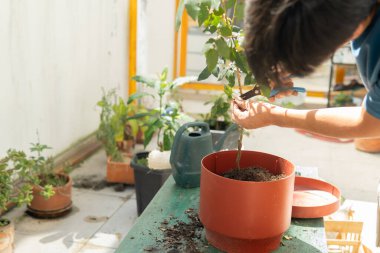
top-left (201, 150), bottom-right (295, 185)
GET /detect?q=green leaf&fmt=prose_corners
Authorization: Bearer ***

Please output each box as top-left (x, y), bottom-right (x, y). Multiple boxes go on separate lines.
top-left (224, 85), bottom-right (233, 99)
top-left (205, 48), bottom-right (218, 71)
top-left (132, 75), bottom-right (156, 88)
top-left (226, 69), bottom-right (235, 86)
top-left (163, 130), bottom-right (173, 151)
top-left (213, 6), bottom-right (224, 16)
top-left (198, 3), bottom-right (209, 26)
top-left (198, 67), bottom-right (212, 81)
top-left (232, 50), bottom-right (248, 73)
top-left (244, 74), bottom-right (254, 86)
top-left (211, 67), bottom-right (219, 78)
top-left (202, 39), bottom-right (215, 53)
top-left (175, 0), bottom-right (186, 31)
top-left (220, 25), bottom-right (232, 37)
top-left (185, 0), bottom-right (200, 20)
top-left (160, 67), bottom-right (168, 81)
top-left (215, 38), bottom-right (230, 59)
top-left (127, 92), bottom-right (152, 104)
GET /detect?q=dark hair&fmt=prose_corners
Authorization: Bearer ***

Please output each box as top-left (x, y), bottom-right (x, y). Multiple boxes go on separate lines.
top-left (244, 0), bottom-right (376, 86)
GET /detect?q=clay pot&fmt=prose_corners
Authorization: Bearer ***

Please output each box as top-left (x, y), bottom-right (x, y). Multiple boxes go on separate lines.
top-left (106, 155), bottom-right (135, 184)
top-left (0, 219), bottom-right (14, 253)
top-left (200, 150), bottom-right (295, 253)
top-left (28, 173), bottom-right (72, 213)
top-left (354, 137), bottom-right (380, 153)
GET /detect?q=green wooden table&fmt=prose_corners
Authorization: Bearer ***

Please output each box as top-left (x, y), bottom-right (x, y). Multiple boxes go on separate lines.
top-left (116, 177), bottom-right (328, 253)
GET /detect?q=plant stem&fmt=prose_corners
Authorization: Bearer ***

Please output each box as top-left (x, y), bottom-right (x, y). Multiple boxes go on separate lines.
top-left (235, 69), bottom-right (243, 169)
top-left (158, 92), bottom-right (163, 151)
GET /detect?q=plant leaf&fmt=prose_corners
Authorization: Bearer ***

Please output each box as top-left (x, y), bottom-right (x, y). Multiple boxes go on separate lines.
top-left (185, 0), bottom-right (200, 20)
top-left (198, 67), bottom-right (212, 81)
top-left (215, 38), bottom-right (230, 59)
top-left (127, 92), bottom-right (153, 104)
top-left (220, 25), bottom-right (232, 37)
top-left (132, 75), bottom-right (156, 88)
top-left (205, 48), bottom-right (218, 71)
top-left (226, 0), bottom-right (236, 9)
top-left (175, 0), bottom-right (186, 31)
top-left (198, 3), bottom-right (209, 26)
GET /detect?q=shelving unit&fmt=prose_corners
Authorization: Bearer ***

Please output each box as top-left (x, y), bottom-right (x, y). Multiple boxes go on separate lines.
top-left (327, 44), bottom-right (365, 107)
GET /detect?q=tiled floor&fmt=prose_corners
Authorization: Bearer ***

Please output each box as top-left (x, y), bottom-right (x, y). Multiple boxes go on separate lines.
top-left (4, 109), bottom-right (380, 252)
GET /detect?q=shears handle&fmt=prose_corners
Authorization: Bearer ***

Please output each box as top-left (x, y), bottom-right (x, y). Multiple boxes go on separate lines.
top-left (270, 87), bottom-right (306, 98)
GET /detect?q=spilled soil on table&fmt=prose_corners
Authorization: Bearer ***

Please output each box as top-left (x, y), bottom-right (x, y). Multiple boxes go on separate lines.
top-left (157, 208), bottom-right (204, 253)
top-left (222, 167), bottom-right (286, 182)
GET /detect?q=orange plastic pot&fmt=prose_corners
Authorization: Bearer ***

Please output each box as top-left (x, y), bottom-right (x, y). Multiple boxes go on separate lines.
top-left (200, 150), bottom-right (295, 253)
top-left (106, 156), bottom-right (135, 184)
top-left (29, 173), bottom-right (72, 213)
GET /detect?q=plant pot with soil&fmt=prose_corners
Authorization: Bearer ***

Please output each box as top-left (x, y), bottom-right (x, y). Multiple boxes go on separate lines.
top-left (130, 68), bottom-right (194, 215)
top-left (22, 143), bottom-right (73, 218)
top-left (200, 150), bottom-right (295, 253)
top-left (97, 89), bottom-right (148, 184)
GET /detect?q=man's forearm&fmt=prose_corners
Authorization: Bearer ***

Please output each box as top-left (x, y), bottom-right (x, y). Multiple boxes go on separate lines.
top-left (272, 106), bottom-right (380, 138)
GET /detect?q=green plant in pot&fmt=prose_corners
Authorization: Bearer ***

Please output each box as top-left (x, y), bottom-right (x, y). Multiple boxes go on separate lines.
top-left (1, 142), bottom-right (72, 219)
top-left (130, 67), bottom-right (194, 215)
top-left (96, 89), bottom-right (146, 184)
top-left (177, 1), bottom-right (295, 252)
top-left (0, 148), bottom-right (40, 252)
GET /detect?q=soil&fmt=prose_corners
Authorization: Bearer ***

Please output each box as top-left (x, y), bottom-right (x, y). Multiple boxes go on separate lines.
top-left (158, 208), bottom-right (204, 253)
top-left (222, 167), bottom-right (286, 182)
top-left (73, 175), bottom-right (130, 192)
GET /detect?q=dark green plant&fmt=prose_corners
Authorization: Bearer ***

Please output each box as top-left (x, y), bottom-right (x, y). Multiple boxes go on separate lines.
top-left (132, 68), bottom-right (195, 152)
top-left (96, 89), bottom-right (147, 161)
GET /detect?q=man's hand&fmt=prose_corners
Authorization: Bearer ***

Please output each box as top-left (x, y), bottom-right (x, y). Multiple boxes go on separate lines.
top-left (269, 74), bottom-right (298, 102)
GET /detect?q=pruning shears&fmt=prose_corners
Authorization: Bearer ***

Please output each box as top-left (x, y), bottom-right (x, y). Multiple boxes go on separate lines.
top-left (239, 85), bottom-right (306, 100)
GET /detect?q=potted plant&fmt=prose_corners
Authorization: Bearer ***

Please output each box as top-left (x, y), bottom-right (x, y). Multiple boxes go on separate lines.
top-left (0, 149), bottom-right (38, 253)
top-left (22, 142), bottom-right (72, 218)
top-left (96, 89), bottom-right (145, 184)
top-left (130, 67), bottom-right (194, 215)
top-left (176, 1), bottom-right (296, 251)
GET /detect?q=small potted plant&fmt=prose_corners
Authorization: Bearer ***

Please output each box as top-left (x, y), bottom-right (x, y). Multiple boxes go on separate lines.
top-left (96, 89), bottom-right (145, 184)
top-left (130, 67), bottom-right (194, 215)
top-left (24, 142), bottom-right (72, 218)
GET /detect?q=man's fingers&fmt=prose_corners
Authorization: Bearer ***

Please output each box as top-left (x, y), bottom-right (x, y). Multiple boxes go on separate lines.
top-left (232, 99), bottom-right (247, 111)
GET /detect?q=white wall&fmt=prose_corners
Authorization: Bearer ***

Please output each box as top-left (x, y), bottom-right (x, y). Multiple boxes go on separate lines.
top-left (0, 0), bottom-right (129, 156)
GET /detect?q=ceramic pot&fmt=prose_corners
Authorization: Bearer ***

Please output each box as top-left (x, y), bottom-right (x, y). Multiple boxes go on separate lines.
top-left (354, 137), bottom-right (380, 153)
top-left (200, 150), bottom-right (295, 253)
top-left (0, 219), bottom-right (13, 253)
top-left (28, 173), bottom-right (72, 213)
top-left (106, 155), bottom-right (135, 184)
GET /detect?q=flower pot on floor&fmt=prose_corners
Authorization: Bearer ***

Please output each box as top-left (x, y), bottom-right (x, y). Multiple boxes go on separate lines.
top-left (130, 151), bottom-right (171, 215)
top-left (0, 219), bottom-right (14, 253)
top-left (200, 150), bottom-right (295, 253)
top-left (106, 155), bottom-right (135, 184)
top-left (354, 137), bottom-right (380, 153)
top-left (27, 173), bottom-right (72, 218)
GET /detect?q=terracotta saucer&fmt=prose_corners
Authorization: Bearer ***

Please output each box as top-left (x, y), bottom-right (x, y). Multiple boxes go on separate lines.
top-left (292, 176), bottom-right (341, 218)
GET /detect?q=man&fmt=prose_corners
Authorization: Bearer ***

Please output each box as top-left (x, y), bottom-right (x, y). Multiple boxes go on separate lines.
top-left (232, 0), bottom-right (380, 139)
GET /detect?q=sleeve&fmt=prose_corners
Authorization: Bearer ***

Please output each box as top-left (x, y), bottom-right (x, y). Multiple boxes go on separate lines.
top-left (364, 81), bottom-right (380, 119)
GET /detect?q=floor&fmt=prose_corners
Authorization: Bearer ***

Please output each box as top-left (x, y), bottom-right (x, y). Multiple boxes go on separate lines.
top-left (4, 103), bottom-right (380, 253)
